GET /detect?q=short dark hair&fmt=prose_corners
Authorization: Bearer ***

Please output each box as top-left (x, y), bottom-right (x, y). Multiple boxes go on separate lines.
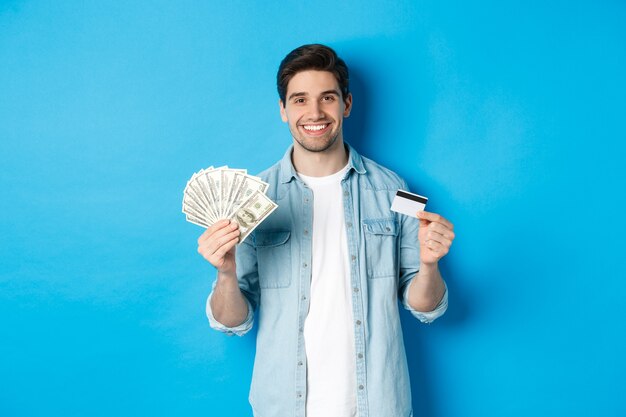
top-left (277, 44), bottom-right (350, 105)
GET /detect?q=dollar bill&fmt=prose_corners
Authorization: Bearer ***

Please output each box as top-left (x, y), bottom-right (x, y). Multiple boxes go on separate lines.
top-left (182, 166), bottom-right (277, 237)
top-left (228, 190), bottom-right (278, 243)
top-left (188, 174), bottom-right (218, 222)
top-left (185, 213), bottom-right (210, 228)
top-left (226, 173), bottom-right (269, 216)
top-left (204, 169), bottom-right (223, 218)
top-left (183, 179), bottom-right (210, 215)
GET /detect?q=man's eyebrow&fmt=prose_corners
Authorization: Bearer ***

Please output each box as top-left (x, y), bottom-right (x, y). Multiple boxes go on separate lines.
top-left (320, 89), bottom-right (341, 96)
top-left (287, 92), bottom-right (308, 101)
top-left (287, 89), bottom-right (341, 101)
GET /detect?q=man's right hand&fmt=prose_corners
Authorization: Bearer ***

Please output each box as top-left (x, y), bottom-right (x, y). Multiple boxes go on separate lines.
top-left (197, 219), bottom-right (241, 275)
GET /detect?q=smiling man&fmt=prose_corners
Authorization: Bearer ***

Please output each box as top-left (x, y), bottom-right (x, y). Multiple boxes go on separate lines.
top-left (280, 69), bottom-right (351, 155)
top-left (197, 44), bottom-right (455, 417)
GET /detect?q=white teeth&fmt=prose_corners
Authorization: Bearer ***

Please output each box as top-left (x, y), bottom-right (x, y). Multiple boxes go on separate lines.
top-left (303, 124), bottom-right (327, 131)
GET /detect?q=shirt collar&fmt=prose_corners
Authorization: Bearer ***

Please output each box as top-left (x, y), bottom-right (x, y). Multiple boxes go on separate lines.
top-left (279, 142), bottom-right (367, 184)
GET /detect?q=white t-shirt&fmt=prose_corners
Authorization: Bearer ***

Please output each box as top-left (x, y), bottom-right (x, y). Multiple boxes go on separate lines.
top-left (299, 164), bottom-right (357, 417)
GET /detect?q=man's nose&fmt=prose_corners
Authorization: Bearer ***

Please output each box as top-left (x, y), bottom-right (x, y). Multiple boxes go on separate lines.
top-left (307, 101), bottom-right (324, 120)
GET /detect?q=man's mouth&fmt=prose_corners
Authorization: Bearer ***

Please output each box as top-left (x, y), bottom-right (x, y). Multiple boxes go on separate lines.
top-left (301, 123), bottom-right (330, 135)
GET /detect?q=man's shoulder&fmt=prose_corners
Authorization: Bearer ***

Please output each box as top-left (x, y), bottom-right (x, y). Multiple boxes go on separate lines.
top-left (359, 154), bottom-right (407, 190)
top-left (255, 159), bottom-right (282, 183)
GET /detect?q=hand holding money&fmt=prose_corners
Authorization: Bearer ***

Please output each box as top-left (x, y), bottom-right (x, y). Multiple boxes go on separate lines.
top-left (199, 219), bottom-right (251, 329)
top-left (197, 220), bottom-right (240, 274)
top-left (182, 166), bottom-right (278, 243)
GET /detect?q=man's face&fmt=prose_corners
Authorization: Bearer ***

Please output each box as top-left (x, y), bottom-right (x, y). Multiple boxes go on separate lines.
top-left (279, 70), bottom-right (352, 153)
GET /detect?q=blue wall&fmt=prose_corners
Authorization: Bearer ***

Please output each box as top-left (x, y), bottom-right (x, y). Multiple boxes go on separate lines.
top-left (1, 1), bottom-right (625, 416)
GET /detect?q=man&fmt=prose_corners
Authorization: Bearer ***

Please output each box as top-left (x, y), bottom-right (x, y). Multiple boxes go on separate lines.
top-left (197, 44), bottom-right (455, 417)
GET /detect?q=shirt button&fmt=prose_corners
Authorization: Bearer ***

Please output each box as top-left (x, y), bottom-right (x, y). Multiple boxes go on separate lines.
top-left (301, 295), bottom-right (307, 300)
top-left (304, 198), bottom-right (309, 203)
top-left (358, 353), bottom-right (363, 359)
top-left (344, 191), bottom-right (349, 197)
top-left (359, 385), bottom-right (364, 390)
top-left (353, 287), bottom-right (359, 293)
top-left (351, 255), bottom-right (356, 262)
top-left (347, 222), bottom-right (352, 228)
top-left (297, 392), bottom-right (302, 398)
top-left (303, 262), bottom-right (308, 268)
top-left (356, 320), bottom-right (362, 325)
top-left (385, 226), bottom-right (391, 232)
top-left (298, 361), bottom-right (303, 366)
top-left (304, 229), bottom-right (309, 235)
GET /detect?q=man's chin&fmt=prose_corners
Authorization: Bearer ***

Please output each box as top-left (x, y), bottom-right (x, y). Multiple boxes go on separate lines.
top-left (294, 134), bottom-right (340, 153)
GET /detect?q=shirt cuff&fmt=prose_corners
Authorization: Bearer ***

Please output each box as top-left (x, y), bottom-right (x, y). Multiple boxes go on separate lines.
top-left (402, 281), bottom-right (448, 324)
top-left (206, 289), bottom-right (254, 336)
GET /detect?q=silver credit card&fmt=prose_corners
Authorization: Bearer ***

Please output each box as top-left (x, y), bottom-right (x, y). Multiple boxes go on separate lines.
top-left (390, 190), bottom-right (428, 218)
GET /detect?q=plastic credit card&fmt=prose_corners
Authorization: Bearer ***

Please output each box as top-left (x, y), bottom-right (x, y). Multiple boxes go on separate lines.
top-left (390, 190), bottom-right (428, 217)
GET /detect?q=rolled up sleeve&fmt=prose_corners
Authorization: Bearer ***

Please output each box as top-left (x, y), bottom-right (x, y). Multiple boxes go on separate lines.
top-left (401, 281), bottom-right (448, 324)
top-left (205, 283), bottom-right (255, 336)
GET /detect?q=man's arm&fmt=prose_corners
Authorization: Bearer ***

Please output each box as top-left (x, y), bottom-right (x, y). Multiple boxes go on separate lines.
top-left (407, 262), bottom-right (446, 312)
top-left (407, 210), bottom-right (455, 312)
top-left (198, 219), bottom-right (249, 328)
top-left (210, 270), bottom-right (249, 327)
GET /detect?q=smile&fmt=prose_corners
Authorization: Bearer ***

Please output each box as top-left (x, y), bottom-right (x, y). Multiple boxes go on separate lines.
top-left (302, 124), bottom-right (329, 132)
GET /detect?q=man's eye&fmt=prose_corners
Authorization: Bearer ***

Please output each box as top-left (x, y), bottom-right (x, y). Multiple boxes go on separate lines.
top-left (294, 98), bottom-right (305, 104)
top-left (322, 96), bottom-right (335, 102)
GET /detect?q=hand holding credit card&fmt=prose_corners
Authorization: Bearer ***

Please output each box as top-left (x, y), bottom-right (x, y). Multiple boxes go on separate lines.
top-left (390, 190), bottom-right (428, 217)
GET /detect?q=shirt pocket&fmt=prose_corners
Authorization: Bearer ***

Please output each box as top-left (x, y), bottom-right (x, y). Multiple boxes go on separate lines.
top-left (362, 218), bottom-right (398, 279)
top-left (255, 230), bottom-right (292, 289)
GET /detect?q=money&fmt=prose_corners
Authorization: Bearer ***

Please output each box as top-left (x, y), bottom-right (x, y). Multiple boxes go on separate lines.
top-left (228, 190), bottom-right (278, 242)
top-left (182, 166), bottom-right (276, 243)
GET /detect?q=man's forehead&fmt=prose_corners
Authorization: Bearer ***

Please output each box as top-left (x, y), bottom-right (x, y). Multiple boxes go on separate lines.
top-left (286, 70), bottom-right (340, 96)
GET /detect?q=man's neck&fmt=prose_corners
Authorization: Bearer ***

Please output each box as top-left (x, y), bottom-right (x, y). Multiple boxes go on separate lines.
top-left (291, 139), bottom-right (349, 177)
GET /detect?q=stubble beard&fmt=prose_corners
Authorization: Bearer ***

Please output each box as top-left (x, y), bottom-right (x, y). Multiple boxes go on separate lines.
top-left (290, 124), bottom-right (342, 154)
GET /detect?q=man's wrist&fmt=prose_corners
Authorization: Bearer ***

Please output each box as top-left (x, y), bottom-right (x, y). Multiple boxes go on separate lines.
top-left (216, 269), bottom-right (239, 287)
top-left (419, 260), bottom-right (439, 274)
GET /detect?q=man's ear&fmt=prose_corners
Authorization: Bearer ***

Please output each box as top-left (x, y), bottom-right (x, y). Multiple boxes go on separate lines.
top-left (343, 93), bottom-right (353, 118)
top-left (279, 99), bottom-right (288, 122)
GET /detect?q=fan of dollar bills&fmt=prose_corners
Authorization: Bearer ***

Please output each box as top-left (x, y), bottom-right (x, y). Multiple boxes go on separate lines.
top-left (182, 166), bottom-right (278, 243)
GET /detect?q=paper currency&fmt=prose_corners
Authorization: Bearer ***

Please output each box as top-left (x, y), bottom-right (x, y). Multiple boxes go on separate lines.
top-left (182, 166), bottom-right (276, 243)
top-left (228, 190), bottom-right (278, 242)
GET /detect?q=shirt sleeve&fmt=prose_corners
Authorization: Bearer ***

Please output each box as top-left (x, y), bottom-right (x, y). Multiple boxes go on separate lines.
top-left (205, 235), bottom-right (260, 336)
top-left (206, 283), bottom-right (255, 336)
top-left (401, 280), bottom-right (448, 324)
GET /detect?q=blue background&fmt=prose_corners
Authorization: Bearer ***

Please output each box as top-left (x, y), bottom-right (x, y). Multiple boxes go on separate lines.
top-left (1, 1), bottom-right (625, 416)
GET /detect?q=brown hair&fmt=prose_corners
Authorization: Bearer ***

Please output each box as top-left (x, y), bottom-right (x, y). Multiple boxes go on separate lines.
top-left (277, 44), bottom-right (350, 105)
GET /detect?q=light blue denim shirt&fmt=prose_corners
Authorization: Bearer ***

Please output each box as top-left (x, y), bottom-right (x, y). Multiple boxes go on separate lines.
top-left (207, 144), bottom-right (448, 417)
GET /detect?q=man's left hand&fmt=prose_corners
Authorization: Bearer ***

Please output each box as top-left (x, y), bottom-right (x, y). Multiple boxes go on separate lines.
top-left (417, 211), bottom-right (455, 265)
